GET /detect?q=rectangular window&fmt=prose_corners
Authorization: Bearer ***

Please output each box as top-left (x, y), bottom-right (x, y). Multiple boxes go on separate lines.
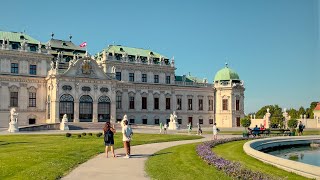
top-left (198, 99), bottom-right (203, 110)
top-left (223, 99), bottom-right (228, 110)
top-left (178, 119), bottom-right (182, 124)
top-left (154, 119), bottom-right (159, 124)
top-left (166, 98), bottom-right (171, 110)
top-left (29, 65), bottom-right (37, 75)
top-left (129, 96), bottom-right (135, 109)
top-left (29, 92), bottom-right (36, 107)
top-left (11, 63), bottom-right (19, 74)
top-left (199, 119), bottom-right (203, 124)
top-left (30, 46), bottom-right (37, 52)
top-left (142, 119), bottom-right (148, 124)
top-left (209, 99), bottom-right (213, 111)
top-left (188, 99), bottom-right (193, 110)
top-left (166, 75), bottom-right (171, 84)
top-left (116, 95), bottom-right (122, 109)
top-left (177, 98), bottom-right (182, 110)
top-left (154, 98), bottom-right (159, 110)
top-left (209, 119), bottom-right (213, 124)
top-left (10, 92), bottom-right (18, 107)
top-left (142, 74), bottom-right (147, 82)
top-left (142, 97), bottom-right (147, 109)
top-left (116, 72), bottom-right (121, 81)
top-left (130, 119), bottom-right (135, 124)
top-left (154, 75), bottom-right (159, 83)
top-left (236, 99), bottom-right (240, 111)
top-left (29, 119), bottom-right (36, 124)
top-left (129, 73), bottom-right (134, 82)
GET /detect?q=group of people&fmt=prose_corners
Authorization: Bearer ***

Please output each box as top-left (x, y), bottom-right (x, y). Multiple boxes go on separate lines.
top-left (103, 118), bottom-right (133, 158)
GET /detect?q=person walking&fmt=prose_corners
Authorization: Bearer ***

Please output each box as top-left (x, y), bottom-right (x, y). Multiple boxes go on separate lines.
top-left (122, 120), bottom-right (133, 158)
top-left (187, 122), bottom-right (192, 134)
top-left (164, 123), bottom-right (168, 134)
top-left (103, 122), bottom-right (116, 158)
top-left (159, 122), bottom-right (163, 134)
top-left (212, 123), bottom-right (219, 140)
top-left (298, 121), bottom-right (305, 136)
top-left (196, 123), bottom-right (202, 135)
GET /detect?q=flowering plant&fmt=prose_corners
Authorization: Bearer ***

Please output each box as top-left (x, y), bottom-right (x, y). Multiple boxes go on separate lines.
top-left (196, 137), bottom-right (273, 180)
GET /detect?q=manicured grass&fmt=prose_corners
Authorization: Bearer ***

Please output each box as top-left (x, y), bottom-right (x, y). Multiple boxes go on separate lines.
top-left (212, 140), bottom-right (309, 180)
top-left (303, 130), bottom-right (320, 135)
top-left (145, 143), bottom-right (231, 180)
top-left (0, 133), bottom-right (201, 180)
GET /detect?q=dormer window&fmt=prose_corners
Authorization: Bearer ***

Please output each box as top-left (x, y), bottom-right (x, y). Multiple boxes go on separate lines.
top-left (20, 35), bottom-right (25, 40)
top-left (149, 52), bottom-right (154, 55)
top-left (120, 47), bottom-right (124, 51)
top-left (62, 42), bottom-right (67, 46)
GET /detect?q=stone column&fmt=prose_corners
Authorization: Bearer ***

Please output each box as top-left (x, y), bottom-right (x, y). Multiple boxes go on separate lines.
top-left (92, 102), bottom-right (98, 122)
top-left (73, 101), bottom-right (79, 122)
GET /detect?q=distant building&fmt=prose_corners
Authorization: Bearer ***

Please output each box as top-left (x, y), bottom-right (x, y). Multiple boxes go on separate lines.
top-left (0, 30), bottom-right (245, 128)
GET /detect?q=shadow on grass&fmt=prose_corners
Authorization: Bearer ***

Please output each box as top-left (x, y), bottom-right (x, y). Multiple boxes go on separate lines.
top-left (0, 141), bottom-right (30, 146)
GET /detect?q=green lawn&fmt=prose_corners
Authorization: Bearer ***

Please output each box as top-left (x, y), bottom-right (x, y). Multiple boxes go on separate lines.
top-left (0, 133), bottom-right (201, 180)
top-left (212, 140), bottom-right (309, 180)
top-left (145, 143), bottom-right (231, 180)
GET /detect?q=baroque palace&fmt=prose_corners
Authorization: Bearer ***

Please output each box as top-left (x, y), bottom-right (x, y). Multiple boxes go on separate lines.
top-left (0, 31), bottom-right (245, 128)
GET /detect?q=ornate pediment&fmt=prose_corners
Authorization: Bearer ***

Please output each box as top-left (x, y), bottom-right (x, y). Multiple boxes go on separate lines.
top-left (60, 57), bottom-right (112, 80)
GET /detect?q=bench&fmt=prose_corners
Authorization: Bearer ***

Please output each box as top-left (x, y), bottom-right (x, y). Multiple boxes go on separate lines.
top-left (243, 129), bottom-right (270, 137)
top-left (269, 129), bottom-right (291, 136)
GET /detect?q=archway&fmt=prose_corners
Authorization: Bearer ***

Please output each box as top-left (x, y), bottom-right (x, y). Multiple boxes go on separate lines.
top-left (59, 94), bottom-right (74, 122)
top-left (98, 96), bottom-right (111, 122)
top-left (79, 95), bottom-right (93, 122)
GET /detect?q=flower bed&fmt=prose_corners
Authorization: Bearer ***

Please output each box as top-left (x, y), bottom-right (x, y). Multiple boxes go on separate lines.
top-left (196, 137), bottom-right (273, 180)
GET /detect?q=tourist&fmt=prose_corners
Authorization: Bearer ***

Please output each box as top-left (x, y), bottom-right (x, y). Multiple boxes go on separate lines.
top-left (164, 123), bottom-right (168, 134)
top-left (103, 122), bottom-right (116, 158)
top-left (247, 127), bottom-right (253, 137)
top-left (159, 122), bottom-right (163, 134)
top-left (298, 121), bottom-right (305, 136)
top-left (212, 123), bottom-right (218, 140)
top-left (253, 125), bottom-right (260, 137)
top-left (122, 120), bottom-right (133, 158)
top-left (196, 123), bottom-right (202, 135)
top-left (187, 122), bottom-right (192, 134)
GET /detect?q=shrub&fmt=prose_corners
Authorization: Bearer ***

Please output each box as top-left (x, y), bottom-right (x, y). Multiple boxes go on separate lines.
top-left (65, 133), bottom-right (72, 137)
top-left (240, 117), bottom-right (251, 131)
top-left (77, 134), bottom-right (82, 138)
top-left (96, 132), bottom-right (103, 137)
top-left (88, 133), bottom-right (93, 136)
top-left (288, 119), bottom-right (298, 131)
top-left (82, 132), bottom-right (87, 136)
top-left (270, 116), bottom-right (284, 128)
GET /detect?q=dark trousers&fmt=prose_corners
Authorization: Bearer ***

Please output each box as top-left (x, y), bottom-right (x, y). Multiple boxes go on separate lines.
top-left (123, 141), bottom-right (131, 155)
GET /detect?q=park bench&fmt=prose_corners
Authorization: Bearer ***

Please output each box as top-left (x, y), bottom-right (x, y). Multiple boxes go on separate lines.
top-left (269, 129), bottom-right (291, 136)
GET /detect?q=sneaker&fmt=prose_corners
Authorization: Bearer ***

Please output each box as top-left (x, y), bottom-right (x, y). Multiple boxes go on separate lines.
top-left (123, 155), bottom-right (130, 159)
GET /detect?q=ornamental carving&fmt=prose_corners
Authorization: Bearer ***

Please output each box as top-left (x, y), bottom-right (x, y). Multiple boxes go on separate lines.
top-left (81, 60), bottom-right (92, 75)
top-left (62, 85), bottom-right (72, 91)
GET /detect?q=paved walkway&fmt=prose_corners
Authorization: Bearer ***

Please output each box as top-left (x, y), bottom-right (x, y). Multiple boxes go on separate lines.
top-left (63, 134), bottom-right (237, 180)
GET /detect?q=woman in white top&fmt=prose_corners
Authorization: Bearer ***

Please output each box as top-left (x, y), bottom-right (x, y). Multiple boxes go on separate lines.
top-left (212, 123), bottom-right (218, 140)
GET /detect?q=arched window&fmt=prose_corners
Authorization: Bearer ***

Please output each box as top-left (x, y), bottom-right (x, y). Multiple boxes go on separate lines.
top-left (79, 95), bottom-right (93, 122)
top-left (59, 94), bottom-right (74, 121)
top-left (98, 96), bottom-right (111, 122)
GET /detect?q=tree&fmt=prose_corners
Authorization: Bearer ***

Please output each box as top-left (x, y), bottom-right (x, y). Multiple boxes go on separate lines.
top-left (288, 108), bottom-right (299, 119)
top-left (240, 117), bottom-right (251, 129)
top-left (255, 105), bottom-right (282, 119)
top-left (307, 102), bottom-right (318, 118)
top-left (270, 116), bottom-right (284, 128)
top-left (287, 119), bottom-right (298, 133)
top-left (298, 106), bottom-right (306, 117)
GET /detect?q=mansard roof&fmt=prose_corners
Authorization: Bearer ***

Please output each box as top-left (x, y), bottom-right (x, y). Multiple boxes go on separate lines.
top-left (0, 31), bottom-right (40, 44)
top-left (46, 39), bottom-right (86, 52)
top-left (101, 45), bottom-right (168, 59)
top-left (175, 75), bottom-right (194, 82)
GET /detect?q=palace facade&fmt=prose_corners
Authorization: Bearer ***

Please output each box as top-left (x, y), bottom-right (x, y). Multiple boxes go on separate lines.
top-left (0, 31), bottom-right (245, 128)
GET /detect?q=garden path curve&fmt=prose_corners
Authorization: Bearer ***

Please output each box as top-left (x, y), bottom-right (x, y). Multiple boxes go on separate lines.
top-left (63, 134), bottom-right (237, 180)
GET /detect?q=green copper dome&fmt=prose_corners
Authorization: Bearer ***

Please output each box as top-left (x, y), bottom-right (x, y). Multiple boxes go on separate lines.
top-left (214, 64), bottom-right (240, 82)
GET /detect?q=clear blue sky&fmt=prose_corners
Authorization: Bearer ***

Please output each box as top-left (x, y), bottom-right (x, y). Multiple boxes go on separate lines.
top-left (0, 0), bottom-right (319, 113)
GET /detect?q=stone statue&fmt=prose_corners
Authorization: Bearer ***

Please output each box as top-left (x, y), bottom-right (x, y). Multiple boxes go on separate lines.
top-left (50, 61), bottom-right (55, 70)
top-left (121, 114), bottom-right (128, 127)
top-left (267, 108), bottom-right (270, 113)
top-left (21, 39), bottom-right (27, 51)
top-left (60, 114), bottom-right (69, 130)
top-left (111, 66), bottom-right (116, 73)
top-left (8, 108), bottom-right (19, 133)
top-left (168, 111), bottom-right (178, 130)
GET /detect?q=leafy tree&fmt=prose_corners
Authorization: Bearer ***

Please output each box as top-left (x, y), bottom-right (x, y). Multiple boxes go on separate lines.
top-left (270, 116), bottom-right (284, 128)
top-left (255, 105), bottom-right (282, 119)
top-left (240, 117), bottom-right (251, 128)
top-left (298, 106), bottom-right (305, 116)
top-left (287, 119), bottom-right (298, 130)
top-left (288, 108), bottom-right (299, 119)
top-left (307, 102), bottom-right (318, 118)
